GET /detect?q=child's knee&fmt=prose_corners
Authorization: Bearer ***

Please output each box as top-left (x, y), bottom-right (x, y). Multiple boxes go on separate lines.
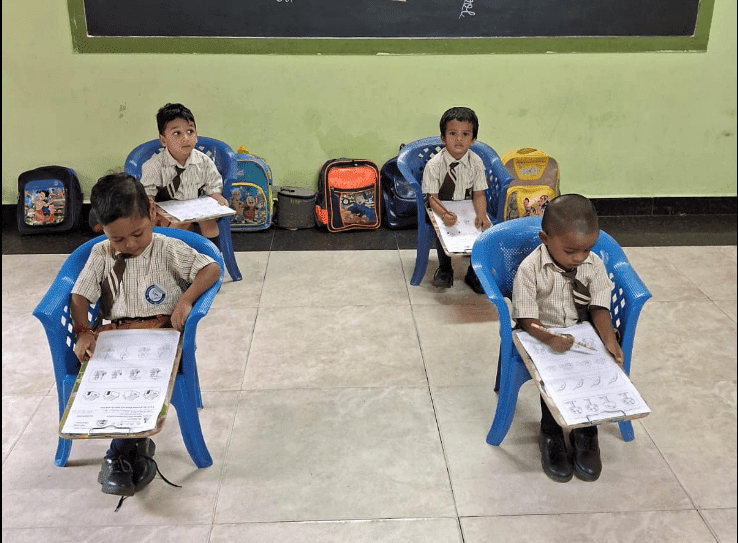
top-left (199, 219), bottom-right (219, 238)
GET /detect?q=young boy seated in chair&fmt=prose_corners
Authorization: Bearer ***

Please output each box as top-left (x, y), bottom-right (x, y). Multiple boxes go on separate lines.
top-left (422, 106), bottom-right (491, 293)
top-left (140, 102), bottom-right (230, 247)
top-left (512, 194), bottom-right (624, 483)
top-left (71, 173), bottom-right (221, 498)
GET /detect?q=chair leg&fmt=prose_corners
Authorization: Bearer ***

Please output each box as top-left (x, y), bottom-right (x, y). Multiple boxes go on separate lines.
top-left (216, 218), bottom-right (242, 282)
top-left (486, 355), bottom-right (531, 446)
top-left (494, 348), bottom-right (502, 393)
top-left (55, 438), bottom-right (73, 467)
top-left (410, 223), bottom-right (434, 286)
top-left (171, 376), bottom-right (213, 468)
top-left (618, 420), bottom-right (635, 442)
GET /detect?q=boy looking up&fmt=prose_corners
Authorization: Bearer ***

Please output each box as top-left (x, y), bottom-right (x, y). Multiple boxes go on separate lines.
top-left (140, 103), bottom-right (230, 247)
top-left (512, 194), bottom-right (624, 483)
top-left (71, 173), bottom-right (221, 499)
top-left (422, 107), bottom-right (491, 293)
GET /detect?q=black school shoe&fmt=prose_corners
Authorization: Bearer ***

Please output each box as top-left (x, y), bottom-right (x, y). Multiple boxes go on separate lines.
top-left (432, 267), bottom-right (454, 288)
top-left (132, 438), bottom-right (157, 491)
top-left (539, 430), bottom-right (574, 482)
top-left (569, 427), bottom-right (602, 481)
top-left (464, 266), bottom-right (485, 294)
top-left (98, 451), bottom-right (135, 496)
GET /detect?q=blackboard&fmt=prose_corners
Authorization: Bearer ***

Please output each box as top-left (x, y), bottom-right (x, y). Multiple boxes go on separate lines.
top-left (69, 0), bottom-right (714, 54)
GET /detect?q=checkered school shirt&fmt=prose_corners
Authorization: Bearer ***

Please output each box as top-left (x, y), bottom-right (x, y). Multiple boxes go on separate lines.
top-left (71, 233), bottom-right (215, 321)
top-left (421, 148), bottom-right (488, 200)
top-left (512, 244), bottom-right (613, 328)
top-left (140, 147), bottom-right (223, 200)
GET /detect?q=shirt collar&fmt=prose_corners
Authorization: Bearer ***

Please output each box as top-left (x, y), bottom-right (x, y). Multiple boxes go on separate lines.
top-left (442, 147), bottom-right (472, 168)
top-left (163, 147), bottom-right (200, 168)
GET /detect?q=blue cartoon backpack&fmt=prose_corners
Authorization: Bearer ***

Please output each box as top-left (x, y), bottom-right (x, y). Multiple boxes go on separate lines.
top-left (226, 147), bottom-right (274, 232)
top-left (17, 165), bottom-right (83, 234)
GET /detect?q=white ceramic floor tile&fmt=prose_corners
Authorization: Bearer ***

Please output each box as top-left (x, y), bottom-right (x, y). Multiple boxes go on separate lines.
top-left (656, 246), bottom-right (737, 301)
top-left (215, 387), bottom-right (455, 523)
top-left (631, 300), bottom-right (737, 384)
top-left (433, 384), bottom-right (693, 517)
top-left (2, 391), bottom-right (238, 528)
top-left (702, 508), bottom-right (737, 543)
top-left (412, 303), bottom-right (500, 387)
top-left (1, 308), bottom-right (56, 395)
top-left (401, 250), bottom-right (491, 306)
top-left (209, 251), bottom-right (268, 310)
top-left (194, 306), bottom-right (257, 391)
top-left (640, 379), bottom-right (737, 509)
top-left (1, 525), bottom-right (212, 543)
top-left (2, 394), bottom-right (44, 462)
top-left (2, 254), bottom-right (68, 308)
top-left (461, 510), bottom-right (717, 543)
top-left (210, 518), bottom-right (462, 543)
top-left (244, 304), bottom-right (427, 389)
top-left (622, 247), bottom-right (709, 302)
top-left (260, 251), bottom-right (410, 308)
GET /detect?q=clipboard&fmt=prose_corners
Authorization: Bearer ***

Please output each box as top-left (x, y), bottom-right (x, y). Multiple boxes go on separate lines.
top-left (426, 199), bottom-right (488, 256)
top-left (156, 196), bottom-right (236, 223)
top-left (512, 323), bottom-right (650, 429)
top-left (59, 329), bottom-right (182, 439)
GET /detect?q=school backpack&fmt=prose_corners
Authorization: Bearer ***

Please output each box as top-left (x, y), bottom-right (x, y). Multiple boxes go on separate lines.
top-left (314, 158), bottom-right (381, 232)
top-left (227, 146), bottom-right (274, 232)
top-left (17, 165), bottom-right (83, 234)
top-left (380, 147), bottom-right (417, 230)
top-left (501, 148), bottom-right (560, 221)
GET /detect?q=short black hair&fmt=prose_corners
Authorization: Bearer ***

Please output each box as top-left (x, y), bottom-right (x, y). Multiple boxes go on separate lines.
top-left (541, 194), bottom-right (599, 237)
top-left (440, 107), bottom-right (479, 140)
top-left (156, 103), bottom-right (196, 135)
top-left (90, 173), bottom-right (150, 226)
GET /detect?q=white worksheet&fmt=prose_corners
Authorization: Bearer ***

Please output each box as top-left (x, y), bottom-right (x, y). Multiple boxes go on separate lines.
top-left (515, 322), bottom-right (650, 427)
top-left (430, 199), bottom-right (487, 254)
top-left (156, 196), bottom-right (235, 222)
top-left (60, 329), bottom-right (180, 436)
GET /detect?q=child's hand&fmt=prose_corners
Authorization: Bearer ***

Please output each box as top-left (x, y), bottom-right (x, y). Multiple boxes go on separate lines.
top-left (170, 301), bottom-right (193, 331)
top-left (605, 339), bottom-right (625, 367)
top-left (549, 333), bottom-right (575, 353)
top-left (209, 193), bottom-right (229, 206)
top-left (442, 212), bottom-right (457, 226)
top-left (74, 331), bottom-right (97, 362)
top-left (475, 214), bottom-right (492, 231)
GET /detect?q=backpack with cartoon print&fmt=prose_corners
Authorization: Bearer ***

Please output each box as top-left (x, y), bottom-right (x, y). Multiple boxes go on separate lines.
top-left (315, 158), bottom-right (381, 232)
top-left (501, 148), bottom-right (560, 221)
top-left (17, 165), bottom-right (83, 234)
top-left (227, 148), bottom-right (274, 232)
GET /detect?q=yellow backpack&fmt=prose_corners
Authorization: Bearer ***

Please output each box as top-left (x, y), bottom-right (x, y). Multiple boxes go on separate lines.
top-left (501, 148), bottom-right (560, 221)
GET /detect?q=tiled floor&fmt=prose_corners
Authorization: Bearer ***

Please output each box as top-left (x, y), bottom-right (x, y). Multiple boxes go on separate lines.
top-left (2, 216), bottom-right (737, 543)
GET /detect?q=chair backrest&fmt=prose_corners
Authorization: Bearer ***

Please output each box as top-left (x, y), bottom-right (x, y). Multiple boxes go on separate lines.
top-left (124, 136), bottom-right (238, 186)
top-left (472, 216), bottom-right (652, 367)
top-left (33, 228), bottom-right (225, 384)
top-left (396, 136), bottom-right (514, 224)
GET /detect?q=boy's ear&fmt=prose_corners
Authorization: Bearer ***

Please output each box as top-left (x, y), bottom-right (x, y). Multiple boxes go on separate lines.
top-left (159, 134), bottom-right (167, 147)
top-left (538, 230), bottom-right (549, 245)
top-left (148, 198), bottom-right (157, 221)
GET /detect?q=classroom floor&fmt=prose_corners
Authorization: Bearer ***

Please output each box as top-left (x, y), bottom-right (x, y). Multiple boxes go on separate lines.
top-left (2, 214), bottom-right (736, 543)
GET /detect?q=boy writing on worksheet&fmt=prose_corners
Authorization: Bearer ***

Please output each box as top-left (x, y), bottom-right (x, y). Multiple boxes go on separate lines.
top-left (71, 173), bottom-right (221, 499)
top-left (422, 107), bottom-right (491, 293)
top-left (140, 102), bottom-right (229, 247)
top-left (512, 194), bottom-right (624, 483)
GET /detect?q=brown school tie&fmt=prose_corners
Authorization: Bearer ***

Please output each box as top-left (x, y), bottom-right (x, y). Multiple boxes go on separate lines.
top-left (437, 161), bottom-right (459, 201)
top-left (561, 268), bottom-right (591, 323)
top-left (98, 252), bottom-right (131, 319)
top-left (167, 166), bottom-right (185, 199)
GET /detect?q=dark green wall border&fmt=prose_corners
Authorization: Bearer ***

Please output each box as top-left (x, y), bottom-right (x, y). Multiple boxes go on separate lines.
top-left (68, 0), bottom-right (714, 54)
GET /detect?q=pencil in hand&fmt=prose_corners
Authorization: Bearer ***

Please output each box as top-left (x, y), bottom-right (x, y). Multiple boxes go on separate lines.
top-left (530, 322), bottom-right (597, 352)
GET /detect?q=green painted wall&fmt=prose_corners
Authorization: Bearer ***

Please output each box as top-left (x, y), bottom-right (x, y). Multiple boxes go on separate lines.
top-left (2, 0), bottom-right (736, 204)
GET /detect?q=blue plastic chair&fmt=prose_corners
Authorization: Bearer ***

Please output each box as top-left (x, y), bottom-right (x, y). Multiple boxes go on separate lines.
top-left (33, 227), bottom-right (224, 468)
top-left (124, 136), bottom-right (242, 282)
top-left (470, 217), bottom-right (652, 445)
top-left (396, 136), bottom-right (514, 286)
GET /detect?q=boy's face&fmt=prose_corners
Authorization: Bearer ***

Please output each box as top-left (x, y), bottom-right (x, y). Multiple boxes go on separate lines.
top-left (441, 119), bottom-right (476, 160)
top-left (159, 118), bottom-right (198, 165)
top-left (103, 210), bottom-right (155, 257)
top-left (539, 228), bottom-right (599, 271)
